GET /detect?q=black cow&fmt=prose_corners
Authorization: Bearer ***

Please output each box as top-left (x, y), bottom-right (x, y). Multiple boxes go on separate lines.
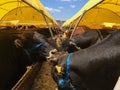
top-left (52, 30), bottom-right (120, 90)
top-left (32, 31), bottom-right (58, 60)
top-left (0, 30), bottom-right (31, 89)
top-left (60, 30), bottom-right (110, 53)
top-left (0, 29), bottom-right (57, 89)
top-left (15, 30), bottom-right (57, 61)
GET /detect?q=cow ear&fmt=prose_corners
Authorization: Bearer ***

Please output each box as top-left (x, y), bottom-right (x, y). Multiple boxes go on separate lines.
top-left (14, 39), bottom-right (23, 48)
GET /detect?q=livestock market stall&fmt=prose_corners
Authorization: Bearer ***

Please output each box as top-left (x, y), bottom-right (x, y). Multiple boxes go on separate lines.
top-left (0, 28), bottom-right (58, 90)
top-left (62, 0), bottom-right (120, 39)
top-left (12, 62), bottom-right (41, 90)
top-left (62, 0), bottom-right (120, 89)
top-left (0, 0), bottom-right (59, 89)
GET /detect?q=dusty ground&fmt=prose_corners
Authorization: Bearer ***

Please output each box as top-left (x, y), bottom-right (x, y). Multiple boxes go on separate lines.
top-left (31, 61), bottom-right (57, 90)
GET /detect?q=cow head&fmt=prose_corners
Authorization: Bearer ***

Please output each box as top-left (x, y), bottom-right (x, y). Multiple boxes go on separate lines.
top-left (14, 30), bottom-right (57, 61)
top-left (14, 31), bottom-right (35, 49)
top-left (60, 38), bottom-right (80, 53)
top-left (33, 31), bottom-right (58, 60)
top-left (51, 52), bottom-right (71, 90)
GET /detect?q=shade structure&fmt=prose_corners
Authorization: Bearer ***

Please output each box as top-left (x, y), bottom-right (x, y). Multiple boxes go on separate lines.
top-left (0, 0), bottom-right (58, 28)
top-left (62, 0), bottom-right (120, 29)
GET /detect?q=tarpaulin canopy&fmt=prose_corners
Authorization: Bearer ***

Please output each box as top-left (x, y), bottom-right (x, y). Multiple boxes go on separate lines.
top-left (62, 0), bottom-right (120, 30)
top-left (0, 0), bottom-right (58, 28)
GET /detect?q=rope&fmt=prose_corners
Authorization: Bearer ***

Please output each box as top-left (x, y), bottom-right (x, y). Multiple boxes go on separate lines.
top-left (66, 53), bottom-right (72, 80)
top-left (31, 41), bottom-right (46, 50)
top-left (58, 53), bottom-right (76, 90)
top-left (24, 41), bottom-right (46, 63)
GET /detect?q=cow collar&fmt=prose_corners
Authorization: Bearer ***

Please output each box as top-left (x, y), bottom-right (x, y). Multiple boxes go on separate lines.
top-left (31, 41), bottom-right (46, 50)
top-left (65, 53), bottom-right (72, 81)
top-left (57, 53), bottom-right (76, 90)
top-left (24, 41), bottom-right (46, 63)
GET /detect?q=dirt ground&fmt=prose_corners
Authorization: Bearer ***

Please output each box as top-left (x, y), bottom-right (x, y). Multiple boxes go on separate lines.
top-left (31, 61), bottom-right (57, 90)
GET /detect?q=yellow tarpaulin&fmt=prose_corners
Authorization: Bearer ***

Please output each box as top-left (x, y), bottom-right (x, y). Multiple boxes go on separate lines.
top-left (62, 0), bottom-right (120, 29)
top-left (0, 0), bottom-right (58, 28)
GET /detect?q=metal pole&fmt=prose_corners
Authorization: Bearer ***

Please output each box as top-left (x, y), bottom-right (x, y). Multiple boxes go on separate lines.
top-left (70, 11), bottom-right (85, 39)
top-left (41, 11), bottom-right (54, 38)
top-left (52, 20), bottom-right (60, 34)
top-left (96, 30), bottom-right (103, 40)
top-left (68, 22), bottom-right (73, 31)
top-left (22, 0), bottom-right (54, 38)
top-left (69, 0), bottom-right (103, 39)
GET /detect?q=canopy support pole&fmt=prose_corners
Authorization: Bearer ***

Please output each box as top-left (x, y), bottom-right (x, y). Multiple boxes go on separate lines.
top-left (22, 0), bottom-right (54, 38)
top-left (96, 30), bottom-right (103, 40)
top-left (41, 11), bottom-right (54, 38)
top-left (70, 11), bottom-right (85, 39)
top-left (52, 20), bottom-right (59, 34)
top-left (68, 22), bottom-right (73, 31)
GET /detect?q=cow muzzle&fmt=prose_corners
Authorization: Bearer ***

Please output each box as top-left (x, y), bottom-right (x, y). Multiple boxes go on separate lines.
top-left (47, 49), bottom-right (58, 62)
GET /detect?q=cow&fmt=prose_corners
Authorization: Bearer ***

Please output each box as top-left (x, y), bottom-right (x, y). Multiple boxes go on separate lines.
top-left (59, 29), bottom-right (111, 53)
top-left (14, 30), bottom-right (58, 61)
top-left (64, 26), bottom-right (89, 38)
top-left (51, 30), bottom-right (120, 90)
top-left (0, 29), bottom-right (57, 89)
top-left (0, 30), bottom-right (31, 89)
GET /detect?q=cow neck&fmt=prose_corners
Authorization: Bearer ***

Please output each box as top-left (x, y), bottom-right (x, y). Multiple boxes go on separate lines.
top-left (24, 41), bottom-right (46, 63)
top-left (65, 53), bottom-right (72, 80)
top-left (31, 41), bottom-right (46, 50)
top-left (65, 53), bottom-right (76, 90)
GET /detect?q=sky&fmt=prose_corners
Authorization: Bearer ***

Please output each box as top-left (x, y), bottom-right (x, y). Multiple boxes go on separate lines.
top-left (40, 0), bottom-right (88, 21)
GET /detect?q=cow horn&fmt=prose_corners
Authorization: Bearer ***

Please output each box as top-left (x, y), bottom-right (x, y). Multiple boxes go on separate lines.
top-left (14, 39), bottom-right (23, 48)
top-left (69, 41), bottom-right (76, 45)
top-left (75, 45), bottom-right (81, 50)
top-left (69, 41), bottom-right (81, 50)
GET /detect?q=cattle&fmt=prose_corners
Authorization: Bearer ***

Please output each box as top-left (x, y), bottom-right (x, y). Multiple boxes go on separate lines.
top-left (14, 30), bottom-right (58, 61)
top-left (64, 26), bottom-right (88, 38)
top-left (32, 31), bottom-right (58, 60)
top-left (0, 29), bottom-right (57, 89)
top-left (0, 30), bottom-right (31, 89)
top-left (60, 29), bottom-right (111, 53)
top-left (51, 30), bottom-right (120, 90)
